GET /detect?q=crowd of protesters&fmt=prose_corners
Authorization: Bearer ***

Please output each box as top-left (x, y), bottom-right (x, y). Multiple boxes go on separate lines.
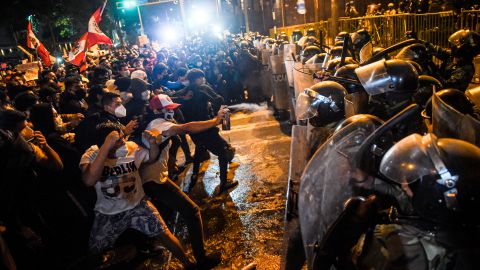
top-left (0, 32), bottom-right (268, 269)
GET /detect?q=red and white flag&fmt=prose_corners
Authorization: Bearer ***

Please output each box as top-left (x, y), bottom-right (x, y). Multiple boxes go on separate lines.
top-left (87, 1), bottom-right (113, 48)
top-left (69, 32), bottom-right (89, 72)
top-left (27, 20), bottom-right (52, 67)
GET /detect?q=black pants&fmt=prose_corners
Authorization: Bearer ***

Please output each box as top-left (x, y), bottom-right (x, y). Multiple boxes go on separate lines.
top-left (143, 179), bottom-right (206, 261)
top-left (168, 135), bottom-right (192, 170)
top-left (190, 128), bottom-right (234, 184)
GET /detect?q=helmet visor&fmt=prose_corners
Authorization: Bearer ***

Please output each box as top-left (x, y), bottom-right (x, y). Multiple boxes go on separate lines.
top-left (296, 88), bottom-right (319, 120)
top-left (359, 42), bottom-right (373, 64)
top-left (355, 59), bottom-right (395, 95)
top-left (380, 134), bottom-right (437, 184)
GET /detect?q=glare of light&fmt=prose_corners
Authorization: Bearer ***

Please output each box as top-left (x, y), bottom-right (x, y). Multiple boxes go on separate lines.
top-left (123, 0), bottom-right (137, 9)
top-left (190, 6), bottom-right (210, 27)
top-left (161, 26), bottom-right (179, 43)
top-left (213, 25), bottom-right (222, 33)
top-left (56, 57), bottom-right (63, 64)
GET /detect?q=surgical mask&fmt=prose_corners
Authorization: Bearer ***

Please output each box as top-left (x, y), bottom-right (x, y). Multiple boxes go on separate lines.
top-left (115, 145), bottom-right (129, 158)
top-left (196, 61), bottom-right (203, 67)
top-left (141, 90), bottom-right (150, 101)
top-left (181, 81), bottom-right (190, 87)
top-left (114, 104), bottom-right (127, 118)
top-left (164, 110), bottom-right (175, 121)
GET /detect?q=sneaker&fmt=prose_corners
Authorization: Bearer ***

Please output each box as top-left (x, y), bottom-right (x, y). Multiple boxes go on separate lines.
top-left (197, 252), bottom-right (221, 270)
top-left (218, 180), bottom-right (239, 194)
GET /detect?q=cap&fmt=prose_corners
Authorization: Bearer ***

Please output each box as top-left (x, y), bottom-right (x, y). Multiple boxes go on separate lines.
top-left (149, 94), bottom-right (181, 111)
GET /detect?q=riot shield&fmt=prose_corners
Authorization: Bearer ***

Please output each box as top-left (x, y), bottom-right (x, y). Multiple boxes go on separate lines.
top-left (432, 92), bottom-right (480, 147)
top-left (270, 54), bottom-right (289, 111)
top-left (260, 49), bottom-right (273, 100)
top-left (344, 91), bottom-right (369, 118)
top-left (298, 115), bottom-right (383, 269)
top-left (293, 63), bottom-right (316, 99)
top-left (261, 48), bottom-right (272, 66)
top-left (284, 44), bottom-right (297, 88)
top-left (359, 41), bottom-right (373, 64)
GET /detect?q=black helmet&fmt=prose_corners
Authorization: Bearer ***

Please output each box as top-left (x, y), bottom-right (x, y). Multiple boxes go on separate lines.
top-left (325, 57), bottom-right (357, 73)
top-left (296, 81), bottom-right (348, 127)
top-left (334, 114), bottom-right (383, 133)
top-left (329, 46), bottom-right (346, 58)
top-left (306, 28), bottom-right (316, 37)
top-left (436, 89), bottom-right (475, 115)
top-left (335, 31), bottom-right (349, 43)
top-left (306, 53), bottom-right (328, 65)
top-left (395, 44), bottom-right (429, 72)
top-left (279, 33), bottom-right (289, 42)
top-left (355, 59), bottom-right (419, 95)
top-left (380, 133), bottom-right (480, 226)
top-left (351, 29), bottom-right (371, 52)
top-left (292, 30), bottom-right (303, 43)
top-left (301, 46), bottom-right (322, 64)
top-left (263, 37), bottom-right (276, 47)
top-left (414, 75), bottom-right (442, 106)
top-left (334, 64), bottom-right (362, 93)
top-left (448, 29), bottom-right (480, 60)
top-left (304, 36), bottom-right (320, 48)
top-left (334, 41), bottom-right (344, 47)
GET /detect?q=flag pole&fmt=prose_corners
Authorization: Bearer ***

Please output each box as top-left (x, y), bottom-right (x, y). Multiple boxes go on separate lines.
top-left (100, 0), bottom-right (108, 17)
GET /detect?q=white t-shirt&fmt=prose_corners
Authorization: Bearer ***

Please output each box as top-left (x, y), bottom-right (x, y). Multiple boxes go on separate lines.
top-left (140, 141), bottom-right (171, 184)
top-left (80, 141), bottom-right (149, 215)
top-left (140, 118), bottom-right (174, 184)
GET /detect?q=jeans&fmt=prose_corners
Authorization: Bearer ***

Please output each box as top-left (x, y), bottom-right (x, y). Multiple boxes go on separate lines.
top-left (143, 179), bottom-right (206, 261)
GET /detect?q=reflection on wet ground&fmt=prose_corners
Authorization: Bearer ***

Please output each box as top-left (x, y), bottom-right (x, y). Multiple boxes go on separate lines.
top-left (164, 105), bottom-right (292, 269)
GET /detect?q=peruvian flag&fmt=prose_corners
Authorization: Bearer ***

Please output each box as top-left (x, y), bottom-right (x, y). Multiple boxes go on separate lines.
top-left (27, 20), bottom-right (52, 67)
top-left (69, 32), bottom-right (89, 72)
top-left (87, 1), bottom-right (113, 48)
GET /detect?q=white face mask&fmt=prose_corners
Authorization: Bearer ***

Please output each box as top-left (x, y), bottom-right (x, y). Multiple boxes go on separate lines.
top-left (114, 104), bottom-right (127, 118)
top-left (182, 81), bottom-right (190, 87)
top-left (141, 90), bottom-right (150, 101)
top-left (164, 110), bottom-right (175, 121)
top-left (115, 144), bottom-right (129, 158)
top-left (196, 61), bottom-right (203, 67)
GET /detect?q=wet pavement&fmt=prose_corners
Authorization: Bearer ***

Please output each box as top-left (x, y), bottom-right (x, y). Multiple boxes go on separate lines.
top-left (165, 104), bottom-right (292, 269)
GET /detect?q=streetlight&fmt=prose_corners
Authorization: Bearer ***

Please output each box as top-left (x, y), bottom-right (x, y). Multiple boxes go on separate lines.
top-left (119, 0), bottom-right (145, 35)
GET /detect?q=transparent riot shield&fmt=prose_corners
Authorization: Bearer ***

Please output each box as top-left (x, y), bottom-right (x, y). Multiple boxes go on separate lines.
top-left (270, 54), bottom-right (289, 111)
top-left (284, 44), bottom-right (296, 88)
top-left (432, 92), bottom-right (480, 147)
top-left (260, 49), bottom-right (273, 100)
top-left (298, 115), bottom-right (383, 269)
top-left (293, 62), bottom-right (316, 99)
top-left (344, 91), bottom-right (369, 118)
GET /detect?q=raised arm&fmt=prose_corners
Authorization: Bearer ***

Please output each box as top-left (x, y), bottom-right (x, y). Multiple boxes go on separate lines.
top-left (163, 107), bottom-right (228, 136)
top-left (81, 131), bottom-right (119, 187)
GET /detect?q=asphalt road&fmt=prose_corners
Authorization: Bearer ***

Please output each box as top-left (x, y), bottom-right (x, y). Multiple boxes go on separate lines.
top-left (163, 104), bottom-right (292, 270)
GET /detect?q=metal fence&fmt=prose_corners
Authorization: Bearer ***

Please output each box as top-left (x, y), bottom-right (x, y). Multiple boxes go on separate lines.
top-left (270, 10), bottom-right (480, 49)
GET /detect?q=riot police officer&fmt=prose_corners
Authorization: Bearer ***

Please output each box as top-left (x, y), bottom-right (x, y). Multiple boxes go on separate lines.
top-left (428, 30), bottom-right (480, 91)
